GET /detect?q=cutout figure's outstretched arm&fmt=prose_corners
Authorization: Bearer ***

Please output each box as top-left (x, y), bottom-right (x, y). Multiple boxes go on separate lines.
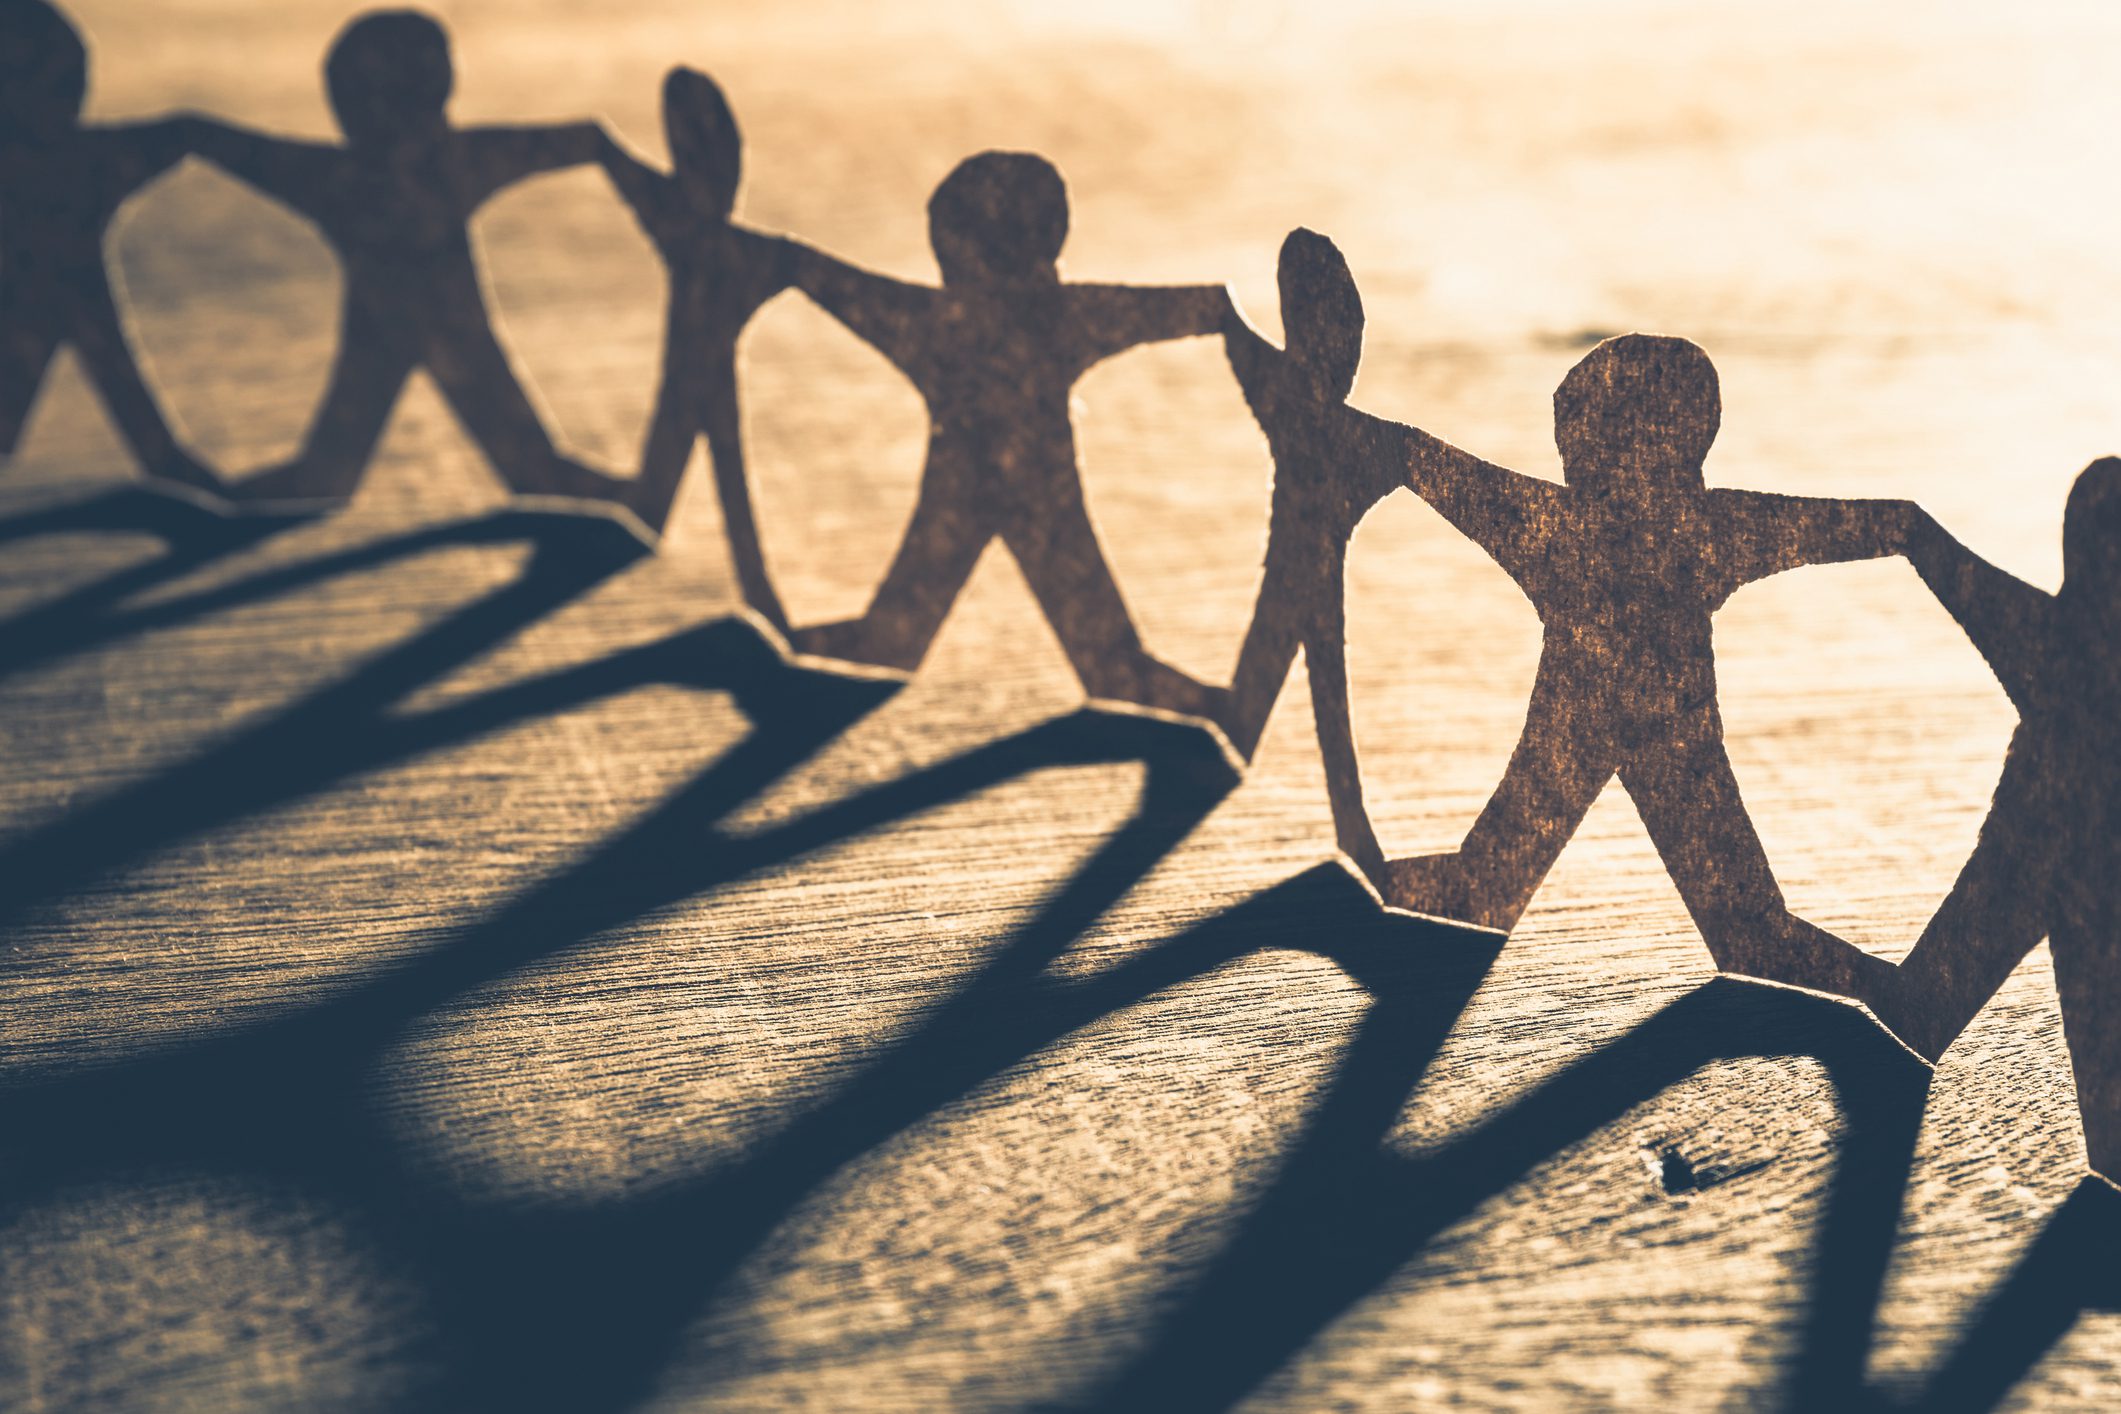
top-left (462, 122), bottom-right (605, 205)
top-left (1907, 517), bottom-right (2053, 715)
top-left (183, 116), bottom-right (340, 221)
top-left (1220, 307), bottom-right (1283, 422)
top-left (785, 241), bottom-right (933, 372)
top-left (1067, 283), bottom-right (1232, 370)
top-left (1400, 427), bottom-right (1562, 589)
top-left (1708, 489), bottom-right (1923, 595)
top-left (594, 129), bottom-right (665, 230)
top-left (95, 116), bottom-right (198, 199)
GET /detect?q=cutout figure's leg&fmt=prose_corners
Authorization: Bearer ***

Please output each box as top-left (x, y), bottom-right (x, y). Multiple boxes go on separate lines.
top-left (697, 357), bottom-right (788, 632)
top-left (1620, 720), bottom-right (1891, 995)
top-left (233, 295), bottom-right (413, 506)
top-left (0, 285), bottom-right (61, 459)
top-left (1007, 484), bottom-right (1220, 721)
top-left (68, 273), bottom-right (216, 492)
top-left (2052, 894), bottom-right (2121, 1181)
top-left (1215, 550), bottom-right (1309, 761)
top-left (1378, 655), bottom-right (1614, 931)
top-left (624, 337), bottom-right (702, 535)
top-left (1861, 774), bottom-right (2055, 1062)
top-left (425, 309), bottom-right (632, 515)
top-left (787, 466), bottom-right (988, 674)
top-left (1302, 589), bottom-right (1383, 878)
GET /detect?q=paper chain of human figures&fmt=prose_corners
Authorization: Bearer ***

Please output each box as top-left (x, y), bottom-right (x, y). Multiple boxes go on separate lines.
top-left (7, 3), bottom-right (2118, 1184)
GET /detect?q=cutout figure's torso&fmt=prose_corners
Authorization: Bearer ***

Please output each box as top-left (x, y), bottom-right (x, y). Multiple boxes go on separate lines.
top-left (300, 139), bottom-right (484, 299)
top-left (0, 127), bottom-right (172, 293)
top-left (1506, 484), bottom-right (1740, 729)
top-left (915, 283), bottom-right (1080, 492)
top-left (2018, 596), bottom-right (2121, 883)
top-left (1233, 340), bottom-right (1405, 577)
top-left (635, 187), bottom-right (786, 354)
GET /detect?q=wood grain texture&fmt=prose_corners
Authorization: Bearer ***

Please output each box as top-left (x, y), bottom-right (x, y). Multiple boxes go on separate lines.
top-left (3, 1), bottom-right (2119, 1409)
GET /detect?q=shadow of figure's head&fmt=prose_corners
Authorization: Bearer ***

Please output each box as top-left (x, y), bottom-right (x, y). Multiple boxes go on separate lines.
top-left (326, 9), bottom-right (453, 148)
top-left (662, 66), bottom-right (740, 217)
top-left (928, 151), bottom-right (1068, 285)
top-left (1278, 228), bottom-right (1363, 401)
top-left (0, 0), bottom-right (86, 139)
top-left (1554, 334), bottom-right (1720, 493)
top-left (2062, 456), bottom-right (2121, 601)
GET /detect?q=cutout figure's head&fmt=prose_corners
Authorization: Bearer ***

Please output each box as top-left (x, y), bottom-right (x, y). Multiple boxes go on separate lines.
top-left (0, 0), bottom-right (87, 138)
top-left (2063, 456), bottom-right (2121, 595)
top-left (1277, 228), bottom-right (1363, 400)
top-left (326, 9), bottom-right (453, 147)
top-left (1553, 334), bottom-right (1720, 491)
top-left (663, 66), bottom-right (740, 216)
top-left (928, 151), bottom-right (1068, 284)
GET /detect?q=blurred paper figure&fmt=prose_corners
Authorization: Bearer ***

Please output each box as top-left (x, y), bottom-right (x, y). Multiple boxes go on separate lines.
top-left (187, 9), bottom-right (636, 521)
top-left (0, 0), bottom-right (214, 493)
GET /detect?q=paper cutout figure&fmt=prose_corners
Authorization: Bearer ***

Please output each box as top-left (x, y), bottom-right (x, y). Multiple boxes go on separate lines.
top-left (1211, 229), bottom-right (1415, 878)
top-left (1743, 460), bottom-right (2121, 1183)
top-left (183, 9), bottom-right (636, 518)
top-left (598, 68), bottom-right (793, 620)
top-left (780, 150), bottom-right (1230, 718)
top-left (1370, 334), bottom-right (1924, 990)
top-left (0, 0), bottom-right (215, 492)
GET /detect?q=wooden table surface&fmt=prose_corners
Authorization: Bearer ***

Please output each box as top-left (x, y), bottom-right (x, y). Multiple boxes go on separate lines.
top-left (6, 1), bottom-right (2121, 1408)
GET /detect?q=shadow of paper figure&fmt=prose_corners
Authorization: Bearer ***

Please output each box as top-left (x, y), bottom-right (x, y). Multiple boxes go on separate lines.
top-left (0, 486), bottom-right (299, 684)
top-left (1907, 1177), bottom-right (2121, 1414)
top-left (1745, 459), bottom-right (2121, 1185)
top-left (1073, 976), bottom-right (1929, 1414)
top-left (1369, 334), bottom-right (1923, 986)
top-left (1211, 229), bottom-right (1434, 878)
top-left (0, 0), bottom-right (216, 492)
top-left (182, 9), bottom-right (638, 523)
top-left (598, 68), bottom-right (793, 613)
top-left (780, 150), bottom-right (1231, 719)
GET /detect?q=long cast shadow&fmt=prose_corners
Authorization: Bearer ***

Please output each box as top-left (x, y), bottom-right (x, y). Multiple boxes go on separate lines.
top-left (0, 689), bottom-right (1260, 1408)
top-left (1901, 1176), bottom-right (2121, 1414)
top-left (0, 487), bottom-right (303, 673)
top-left (0, 493), bottom-right (664, 691)
top-left (1073, 977), bottom-right (1932, 1412)
top-left (0, 507), bottom-right (679, 937)
top-left (0, 502), bottom-right (1958, 1412)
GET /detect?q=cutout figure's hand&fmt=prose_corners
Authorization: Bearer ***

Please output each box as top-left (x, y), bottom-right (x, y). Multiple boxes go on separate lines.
top-left (594, 127), bottom-right (658, 222)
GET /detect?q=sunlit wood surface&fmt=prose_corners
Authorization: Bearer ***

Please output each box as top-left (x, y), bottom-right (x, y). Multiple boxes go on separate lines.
top-left (5, 1), bottom-right (2121, 1408)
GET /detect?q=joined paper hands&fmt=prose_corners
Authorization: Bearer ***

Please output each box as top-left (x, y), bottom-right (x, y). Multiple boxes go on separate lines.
top-left (5, 0), bottom-right (2114, 1184)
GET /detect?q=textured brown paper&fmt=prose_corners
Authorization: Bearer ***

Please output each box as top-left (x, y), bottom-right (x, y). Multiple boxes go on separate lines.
top-left (182, 11), bottom-right (639, 519)
top-left (598, 68), bottom-right (794, 619)
top-left (1748, 460), bottom-right (2121, 1183)
top-left (1373, 333), bottom-right (1925, 991)
top-left (0, 0), bottom-right (213, 492)
top-left (780, 150), bottom-right (1230, 720)
top-left (1211, 229), bottom-right (1419, 878)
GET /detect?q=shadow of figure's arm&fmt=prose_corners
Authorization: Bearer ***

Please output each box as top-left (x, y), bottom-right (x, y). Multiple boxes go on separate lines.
top-left (784, 239), bottom-right (932, 373)
top-left (182, 114), bottom-right (340, 221)
top-left (1907, 514), bottom-right (2052, 716)
top-left (1707, 488), bottom-right (1921, 598)
top-left (461, 121), bottom-right (604, 206)
top-left (1064, 281), bottom-right (1232, 370)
